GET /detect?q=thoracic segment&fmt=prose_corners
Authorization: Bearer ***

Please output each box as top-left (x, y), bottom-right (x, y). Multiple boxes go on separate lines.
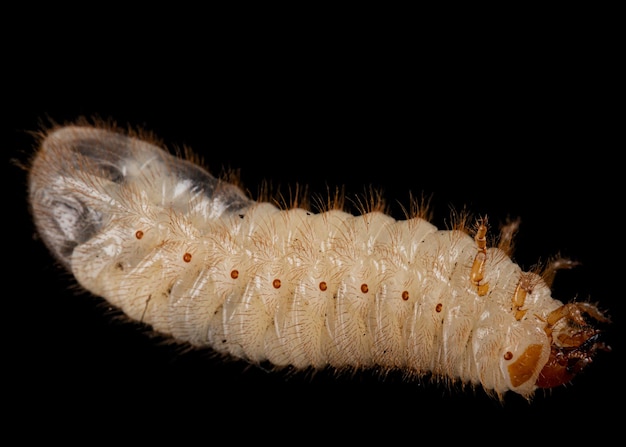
top-left (27, 124), bottom-right (610, 399)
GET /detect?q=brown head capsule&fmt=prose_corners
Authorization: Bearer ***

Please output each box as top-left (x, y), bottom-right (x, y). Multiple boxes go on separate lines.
top-left (536, 302), bottom-right (611, 388)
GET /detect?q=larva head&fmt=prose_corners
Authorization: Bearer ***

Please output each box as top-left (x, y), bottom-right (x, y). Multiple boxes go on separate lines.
top-left (536, 302), bottom-right (610, 389)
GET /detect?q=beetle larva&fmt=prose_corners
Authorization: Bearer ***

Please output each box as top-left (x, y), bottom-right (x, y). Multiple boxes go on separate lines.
top-left (27, 122), bottom-right (610, 400)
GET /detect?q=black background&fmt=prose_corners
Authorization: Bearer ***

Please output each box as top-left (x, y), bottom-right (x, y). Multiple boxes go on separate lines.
top-left (7, 19), bottom-right (622, 444)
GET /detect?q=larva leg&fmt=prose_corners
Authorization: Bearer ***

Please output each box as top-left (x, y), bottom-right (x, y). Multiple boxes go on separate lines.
top-left (470, 217), bottom-right (489, 296)
top-left (497, 217), bottom-right (520, 256)
top-left (536, 302), bottom-right (611, 388)
top-left (541, 256), bottom-right (581, 288)
top-left (511, 273), bottom-right (534, 321)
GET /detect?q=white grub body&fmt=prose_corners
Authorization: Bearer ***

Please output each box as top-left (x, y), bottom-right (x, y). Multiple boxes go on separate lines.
top-left (28, 124), bottom-right (569, 399)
